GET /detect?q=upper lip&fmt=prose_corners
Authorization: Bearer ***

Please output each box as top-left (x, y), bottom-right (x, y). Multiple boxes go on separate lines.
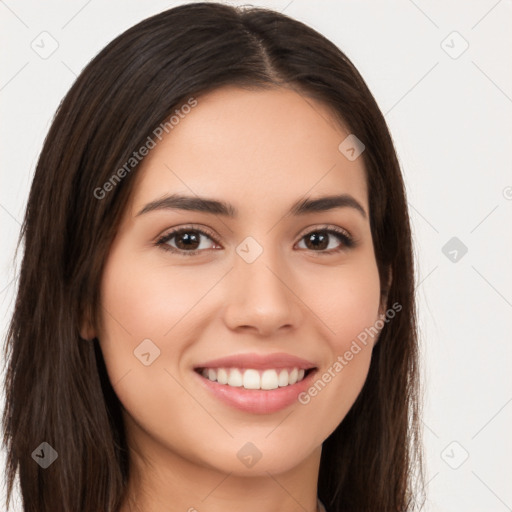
top-left (194, 352), bottom-right (317, 370)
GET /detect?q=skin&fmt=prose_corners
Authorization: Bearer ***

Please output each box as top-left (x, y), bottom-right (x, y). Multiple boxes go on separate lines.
top-left (82, 85), bottom-right (387, 512)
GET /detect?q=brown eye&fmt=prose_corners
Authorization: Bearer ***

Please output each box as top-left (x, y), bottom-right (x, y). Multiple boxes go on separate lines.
top-left (155, 225), bottom-right (355, 257)
top-left (156, 227), bottom-right (220, 255)
top-left (172, 231), bottom-right (202, 250)
top-left (297, 228), bottom-right (354, 253)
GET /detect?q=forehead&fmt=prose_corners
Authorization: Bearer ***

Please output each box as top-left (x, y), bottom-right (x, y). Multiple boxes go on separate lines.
top-left (127, 85), bottom-right (368, 219)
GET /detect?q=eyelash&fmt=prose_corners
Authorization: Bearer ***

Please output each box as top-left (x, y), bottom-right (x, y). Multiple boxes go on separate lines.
top-left (155, 224), bottom-right (355, 256)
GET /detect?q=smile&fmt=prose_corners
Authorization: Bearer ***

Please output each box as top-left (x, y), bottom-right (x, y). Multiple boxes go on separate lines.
top-left (196, 367), bottom-right (314, 390)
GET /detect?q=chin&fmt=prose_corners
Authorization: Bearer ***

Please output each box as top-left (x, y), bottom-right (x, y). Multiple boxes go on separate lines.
top-left (192, 438), bottom-right (319, 477)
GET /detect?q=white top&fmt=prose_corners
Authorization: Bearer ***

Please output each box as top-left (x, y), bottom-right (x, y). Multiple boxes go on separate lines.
top-left (317, 498), bottom-right (327, 512)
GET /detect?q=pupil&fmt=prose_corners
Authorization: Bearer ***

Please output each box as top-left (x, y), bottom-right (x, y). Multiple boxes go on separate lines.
top-left (308, 232), bottom-right (328, 250)
top-left (177, 232), bottom-right (199, 250)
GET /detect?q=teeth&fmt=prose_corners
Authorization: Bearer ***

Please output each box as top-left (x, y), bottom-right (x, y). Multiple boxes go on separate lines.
top-left (261, 369), bottom-right (279, 390)
top-left (200, 367), bottom-right (309, 389)
top-left (243, 369), bottom-right (260, 389)
top-left (228, 368), bottom-right (243, 387)
top-left (278, 369), bottom-right (289, 387)
top-left (217, 368), bottom-right (229, 385)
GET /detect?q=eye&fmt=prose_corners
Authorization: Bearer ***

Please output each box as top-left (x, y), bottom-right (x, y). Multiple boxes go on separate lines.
top-left (155, 226), bottom-right (220, 255)
top-left (296, 226), bottom-right (355, 254)
top-left (155, 224), bottom-right (355, 256)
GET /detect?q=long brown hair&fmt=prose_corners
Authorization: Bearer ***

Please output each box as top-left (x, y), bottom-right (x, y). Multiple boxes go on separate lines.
top-left (2, 3), bottom-right (424, 511)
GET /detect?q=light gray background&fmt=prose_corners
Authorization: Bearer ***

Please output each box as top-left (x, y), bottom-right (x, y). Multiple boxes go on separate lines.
top-left (1, 1), bottom-right (511, 510)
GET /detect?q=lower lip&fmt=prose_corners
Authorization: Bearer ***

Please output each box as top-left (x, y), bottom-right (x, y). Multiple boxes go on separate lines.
top-left (193, 369), bottom-right (317, 414)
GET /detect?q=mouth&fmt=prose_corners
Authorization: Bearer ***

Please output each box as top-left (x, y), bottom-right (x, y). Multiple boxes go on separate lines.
top-left (192, 352), bottom-right (319, 413)
top-left (193, 360), bottom-right (319, 414)
top-left (194, 366), bottom-right (317, 390)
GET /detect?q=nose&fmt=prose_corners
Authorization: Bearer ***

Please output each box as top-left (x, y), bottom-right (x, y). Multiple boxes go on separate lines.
top-left (223, 248), bottom-right (303, 337)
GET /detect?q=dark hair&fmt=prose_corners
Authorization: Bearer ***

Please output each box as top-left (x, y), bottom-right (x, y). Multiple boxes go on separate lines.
top-left (2, 3), bottom-right (424, 511)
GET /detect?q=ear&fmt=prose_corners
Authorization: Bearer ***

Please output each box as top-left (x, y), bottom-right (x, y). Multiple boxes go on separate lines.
top-left (80, 324), bottom-right (96, 341)
top-left (378, 266), bottom-right (393, 317)
top-left (374, 267), bottom-right (393, 347)
top-left (79, 306), bottom-right (97, 341)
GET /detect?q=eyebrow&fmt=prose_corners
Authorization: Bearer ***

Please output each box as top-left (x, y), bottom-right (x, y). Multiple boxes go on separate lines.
top-left (136, 193), bottom-right (367, 219)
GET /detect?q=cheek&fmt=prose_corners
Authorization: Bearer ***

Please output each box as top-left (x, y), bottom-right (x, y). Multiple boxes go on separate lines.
top-left (95, 245), bottom-right (229, 409)
top-left (301, 255), bottom-right (382, 351)
top-left (95, 249), bottom-right (214, 456)
top-left (99, 249), bottom-right (212, 344)
top-left (291, 255), bottom-right (381, 429)
top-left (95, 244), bottom-right (187, 384)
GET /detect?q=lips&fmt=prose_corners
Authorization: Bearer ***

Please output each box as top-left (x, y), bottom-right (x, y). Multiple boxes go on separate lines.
top-left (193, 351), bottom-right (317, 371)
top-left (193, 352), bottom-right (318, 414)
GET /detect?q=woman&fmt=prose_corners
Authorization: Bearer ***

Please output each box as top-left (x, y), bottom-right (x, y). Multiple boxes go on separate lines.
top-left (2, 2), bottom-right (424, 511)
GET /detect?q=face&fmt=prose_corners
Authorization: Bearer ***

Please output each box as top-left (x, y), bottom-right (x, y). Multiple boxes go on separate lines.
top-left (87, 86), bottom-right (385, 480)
